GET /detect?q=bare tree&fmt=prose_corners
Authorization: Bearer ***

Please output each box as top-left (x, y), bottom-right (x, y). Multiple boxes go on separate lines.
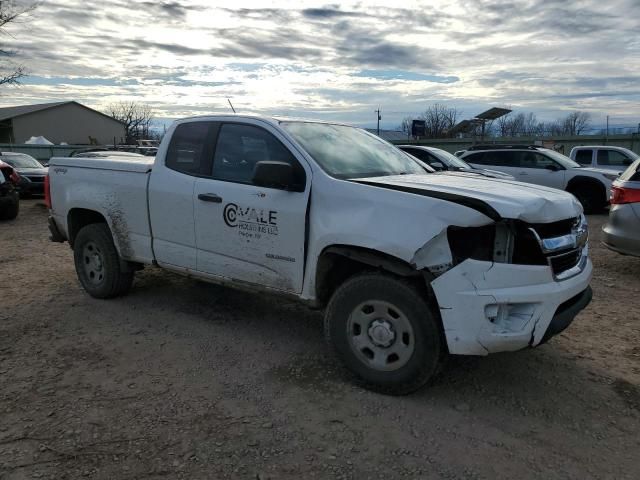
top-left (561, 111), bottom-right (591, 135)
top-left (397, 116), bottom-right (413, 136)
top-left (105, 101), bottom-right (154, 143)
top-left (419, 103), bottom-right (459, 138)
top-left (0, 1), bottom-right (38, 87)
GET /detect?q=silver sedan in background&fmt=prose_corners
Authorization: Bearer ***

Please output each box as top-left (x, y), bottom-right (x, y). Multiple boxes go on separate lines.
top-left (603, 158), bottom-right (640, 256)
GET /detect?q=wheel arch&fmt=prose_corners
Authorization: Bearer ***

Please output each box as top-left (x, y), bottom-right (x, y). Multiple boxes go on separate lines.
top-left (566, 176), bottom-right (607, 211)
top-left (566, 175), bottom-right (606, 198)
top-left (315, 244), bottom-right (431, 307)
top-left (67, 208), bottom-right (109, 247)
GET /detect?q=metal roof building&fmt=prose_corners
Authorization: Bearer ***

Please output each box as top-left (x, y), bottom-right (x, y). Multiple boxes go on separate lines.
top-left (0, 101), bottom-right (125, 145)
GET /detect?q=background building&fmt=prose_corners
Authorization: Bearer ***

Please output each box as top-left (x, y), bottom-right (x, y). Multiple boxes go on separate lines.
top-left (0, 101), bottom-right (125, 144)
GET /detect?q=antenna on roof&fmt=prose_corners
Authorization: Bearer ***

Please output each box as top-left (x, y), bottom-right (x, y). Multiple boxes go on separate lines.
top-left (227, 98), bottom-right (236, 114)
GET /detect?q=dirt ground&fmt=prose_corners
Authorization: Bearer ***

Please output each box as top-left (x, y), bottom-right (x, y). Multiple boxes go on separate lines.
top-left (1, 199), bottom-right (639, 480)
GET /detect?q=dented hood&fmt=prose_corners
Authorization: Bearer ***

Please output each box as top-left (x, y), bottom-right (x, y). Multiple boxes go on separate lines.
top-left (355, 173), bottom-right (582, 223)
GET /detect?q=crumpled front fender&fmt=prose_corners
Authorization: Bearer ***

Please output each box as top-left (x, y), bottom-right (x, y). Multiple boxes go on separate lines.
top-left (431, 258), bottom-right (592, 355)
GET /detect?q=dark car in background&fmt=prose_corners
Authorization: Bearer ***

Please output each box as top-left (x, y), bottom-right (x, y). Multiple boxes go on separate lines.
top-left (398, 145), bottom-right (515, 180)
top-left (0, 152), bottom-right (48, 197)
top-left (0, 160), bottom-right (20, 220)
top-left (603, 158), bottom-right (640, 257)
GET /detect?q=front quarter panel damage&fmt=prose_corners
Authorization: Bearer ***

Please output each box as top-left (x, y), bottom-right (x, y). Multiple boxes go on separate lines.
top-left (431, 258), bottom-right (592, 355)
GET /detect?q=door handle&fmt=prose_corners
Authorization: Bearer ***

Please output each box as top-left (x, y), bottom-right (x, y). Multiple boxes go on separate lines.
top-left (198, 193), bottom-right (223, 203)
top-left (519, 172), bottom-right (529, 176)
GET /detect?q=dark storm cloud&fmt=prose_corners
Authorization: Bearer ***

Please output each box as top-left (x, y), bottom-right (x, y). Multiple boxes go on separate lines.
top-left (123, 39), bottom-right (208, 56)
top-left (139, 1), bottom-right (201, 18)
top-left (301, 7), bottom-right (363, 19)
top-left (212, 28), bottom-right (325, 61)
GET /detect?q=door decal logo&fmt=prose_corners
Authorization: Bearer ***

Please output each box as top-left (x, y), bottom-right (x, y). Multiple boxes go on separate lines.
top-left (223, 203), bottom-right (238, 227)
top-left (223, 203), bottom-right (279, 237)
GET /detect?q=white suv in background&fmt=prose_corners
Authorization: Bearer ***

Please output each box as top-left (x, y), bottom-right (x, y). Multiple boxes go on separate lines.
top-left (461, 145), bottom-right (619, 213)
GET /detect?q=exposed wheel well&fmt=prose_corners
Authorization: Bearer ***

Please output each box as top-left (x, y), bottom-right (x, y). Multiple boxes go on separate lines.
top-left (566, 176), bottom-right (606, 202)
top-left (315, 245), bottom-right (430, 307)
top-left (67, 208), bottom-right (108, 247)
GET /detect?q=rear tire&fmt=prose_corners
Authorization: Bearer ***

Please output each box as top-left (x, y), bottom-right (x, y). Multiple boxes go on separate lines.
top-left (324, 273), bottom-right (444, 395)
top-left (73, 223), bottom-right (134, 298)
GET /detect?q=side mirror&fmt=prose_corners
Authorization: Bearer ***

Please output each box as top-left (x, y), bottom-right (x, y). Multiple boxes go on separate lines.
top-left (545, 164), bottom-right (560, 171)
top-left (252, 161), bottom-right (295, 190)
top-left (430, 161), bottom-right (445, 171)
top-left (623, 159), bottom-right (632, 166)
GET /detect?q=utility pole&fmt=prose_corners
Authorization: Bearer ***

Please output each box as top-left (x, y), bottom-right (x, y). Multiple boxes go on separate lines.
top-left (375, 108), bottom-right (382, 136)
top-left (605, 115), bottom-right (609, 144)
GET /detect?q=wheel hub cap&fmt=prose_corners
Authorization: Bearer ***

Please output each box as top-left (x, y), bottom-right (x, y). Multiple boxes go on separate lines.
top-left (92, 254), bottom-right (103, 270)
top-left (368, 319), bottom-right (395, 347)
top-left (346, 300), bottom-right (415, 372)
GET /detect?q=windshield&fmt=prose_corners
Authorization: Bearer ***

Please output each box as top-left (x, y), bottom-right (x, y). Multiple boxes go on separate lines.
top-left (541, 149), bottom-right (582, 168)
top-left (280, 122), bottom-right (426, 179)
top-left (430, 148), bottom-right (473, 170)
top-left (1, 153), bottom-right (42, 168)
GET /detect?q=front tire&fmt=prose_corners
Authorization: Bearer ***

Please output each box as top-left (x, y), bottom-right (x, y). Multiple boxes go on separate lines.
top-left (73, 223), bottom-right (134, 299)
top-left (324, 273), bottom-right (444, 395)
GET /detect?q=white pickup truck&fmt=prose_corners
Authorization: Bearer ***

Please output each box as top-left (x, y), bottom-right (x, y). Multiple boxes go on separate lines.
top-left (46, 115), bottom-right (593, 394)
top-left (569, 145), bottom-right (639, 173)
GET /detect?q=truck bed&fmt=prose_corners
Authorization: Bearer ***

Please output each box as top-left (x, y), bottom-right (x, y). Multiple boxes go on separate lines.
top-left (48, 155), bottom-right (155, 264)
top-left (49, 156), bottom-right (154, 173)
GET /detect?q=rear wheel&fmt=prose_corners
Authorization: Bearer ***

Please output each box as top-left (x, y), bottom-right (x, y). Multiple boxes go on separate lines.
top-left (73, 223), bottom-right (134, 298)
top-left (324, 273), bottom-right (444, 395)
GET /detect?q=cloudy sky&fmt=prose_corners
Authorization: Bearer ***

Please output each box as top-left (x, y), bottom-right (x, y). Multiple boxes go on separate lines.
top-left (2, 0), bottom-right (639, 130)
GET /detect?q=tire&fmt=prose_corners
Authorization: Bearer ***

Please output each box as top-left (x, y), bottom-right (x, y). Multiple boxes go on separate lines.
top-left (569, 187), bottom-right (604, 214)
top-left (0, 198), bottom-right (19, 220)
top-left (73, 223), bottom-right (134, 299)
top-left (324, 273), bottom-right (444, 395)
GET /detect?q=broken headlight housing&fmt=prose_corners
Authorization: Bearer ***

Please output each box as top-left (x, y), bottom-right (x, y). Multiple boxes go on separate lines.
top-left (445, 216), bottom-right (587, 279)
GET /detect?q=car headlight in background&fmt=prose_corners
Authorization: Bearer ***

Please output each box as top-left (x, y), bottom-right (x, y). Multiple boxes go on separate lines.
top-left (603, 173), bottom-right (620, 181)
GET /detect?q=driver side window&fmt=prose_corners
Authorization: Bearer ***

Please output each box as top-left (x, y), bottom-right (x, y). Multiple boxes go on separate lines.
top-left (598, 149), bottom-right (632, 166)
top-left (211, 123), bottom-right (305, 188)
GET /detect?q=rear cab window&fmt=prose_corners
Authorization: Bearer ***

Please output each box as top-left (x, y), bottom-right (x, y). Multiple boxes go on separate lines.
top-left (165, 122), bottom-right (216, 175)
top-left (574, 149), bottom-right (593, 166)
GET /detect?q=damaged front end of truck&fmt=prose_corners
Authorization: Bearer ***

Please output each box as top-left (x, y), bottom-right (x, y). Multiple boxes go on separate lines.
top-left (412, 215), bottom-right (592, 355)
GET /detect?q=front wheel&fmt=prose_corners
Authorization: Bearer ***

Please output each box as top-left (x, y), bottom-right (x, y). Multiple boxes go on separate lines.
top-left (73, 223), bottom-right (134, 299)
top-left (324, 273), bottom-right (445, 395)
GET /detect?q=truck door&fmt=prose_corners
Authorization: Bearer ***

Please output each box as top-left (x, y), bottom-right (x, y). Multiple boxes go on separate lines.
top-left (148, 121), bottom-right (216, 271)
top-left (193, 121), bottom-right (310, 293)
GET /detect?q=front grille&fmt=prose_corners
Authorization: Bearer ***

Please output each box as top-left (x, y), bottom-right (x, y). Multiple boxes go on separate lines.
top-left (529, 217), bottom-right (577, 238)
top-left (514, 216), bottom-right (586, 279)
top-left (549, 249), bottom-right (581, 276)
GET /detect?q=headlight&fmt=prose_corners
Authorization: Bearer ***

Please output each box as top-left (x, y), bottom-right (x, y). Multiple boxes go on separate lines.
top-left (603, 173), bottom-right (619, 181)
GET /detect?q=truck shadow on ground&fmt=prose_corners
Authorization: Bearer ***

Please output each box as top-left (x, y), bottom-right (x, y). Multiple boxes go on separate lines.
top-left (118, 267), bottom-right (635, 420)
